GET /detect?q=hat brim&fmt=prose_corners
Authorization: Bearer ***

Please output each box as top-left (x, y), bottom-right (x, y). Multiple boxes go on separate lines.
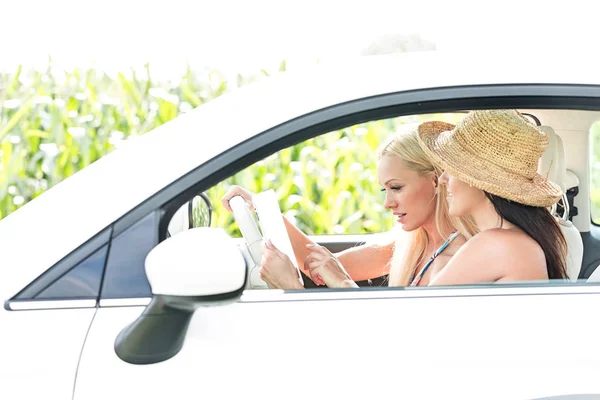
top-left (418, 122), bottom-right (562, 207)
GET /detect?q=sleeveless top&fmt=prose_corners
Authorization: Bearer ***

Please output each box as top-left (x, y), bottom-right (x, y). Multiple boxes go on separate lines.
top-left (410, 231), bottom-right (460, 287)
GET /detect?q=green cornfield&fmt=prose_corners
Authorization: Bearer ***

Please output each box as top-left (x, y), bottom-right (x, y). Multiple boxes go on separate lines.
top-left (2, 62), bottom-right (600, 234)
top-left (0, 61), bottom-right (268, 221)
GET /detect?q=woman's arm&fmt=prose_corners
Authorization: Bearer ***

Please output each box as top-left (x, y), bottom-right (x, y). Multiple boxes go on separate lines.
top-left (222, 185), bottom-right (393, 285)
top-left (335, 240), bottom-right (394, 282)
top-left (284, 215), bottom-right (394, 282)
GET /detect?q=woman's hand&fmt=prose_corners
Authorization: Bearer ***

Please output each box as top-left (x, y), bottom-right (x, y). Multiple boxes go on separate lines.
top-left (259, 240), bottom-right (304, 290)
top-left (305, 244), bottom-right (358, 289)
top-left (221, 185), bottom-right (255, 212)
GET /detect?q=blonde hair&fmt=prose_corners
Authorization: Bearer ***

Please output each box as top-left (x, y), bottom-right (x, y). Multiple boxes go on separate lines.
top-left (377, 123), bottom-right (478, 286)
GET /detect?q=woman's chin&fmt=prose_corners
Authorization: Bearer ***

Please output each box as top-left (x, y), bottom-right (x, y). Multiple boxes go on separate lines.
top-left (398, 221), bottom-right (418, 232)
top-left (447, 205), bottom-right (462, 217)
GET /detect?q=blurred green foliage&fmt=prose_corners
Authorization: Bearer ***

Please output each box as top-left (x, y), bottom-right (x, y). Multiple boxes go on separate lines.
top-left (0, 61), bottom-right (271, 220)
top-left (590, 122), bottom-right (600, 224)
top-left (2, 61), bottom-right (600, 235)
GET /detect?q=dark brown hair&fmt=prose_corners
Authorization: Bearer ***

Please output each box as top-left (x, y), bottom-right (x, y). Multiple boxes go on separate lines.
top-left (485, 193), bottom-right (568, 280)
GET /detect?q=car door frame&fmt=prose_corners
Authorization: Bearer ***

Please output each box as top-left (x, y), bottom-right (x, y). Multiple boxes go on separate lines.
top-left (67, 84), bottom-right (600, 399)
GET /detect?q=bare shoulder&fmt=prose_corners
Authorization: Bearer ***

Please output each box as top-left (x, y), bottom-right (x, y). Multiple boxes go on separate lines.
top-left (430, 229), bottom-right (546, 286)
top-left (461, 229), bottom-right (546, 277)
top-left (466, 229), bottom-right (541, 253)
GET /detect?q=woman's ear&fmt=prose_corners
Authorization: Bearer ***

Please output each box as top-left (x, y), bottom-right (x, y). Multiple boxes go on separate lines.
top-left (433, 174), bottom-right (439, 189)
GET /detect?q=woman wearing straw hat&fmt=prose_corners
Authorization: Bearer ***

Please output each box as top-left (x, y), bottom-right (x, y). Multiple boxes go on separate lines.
top-left (415, 109), bottom-right (569, 284)
top-left (222, 123), bottom-right (478, 289)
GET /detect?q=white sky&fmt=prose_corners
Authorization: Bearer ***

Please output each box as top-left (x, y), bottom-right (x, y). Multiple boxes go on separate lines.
top-left (1, 0), bottom-right (599, 74)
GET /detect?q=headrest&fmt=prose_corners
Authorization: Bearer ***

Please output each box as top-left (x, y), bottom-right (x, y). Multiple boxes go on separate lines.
top-left (538, 126), bottom-right (567, 192)
top-left (565, 170), bottom-right (579, 190)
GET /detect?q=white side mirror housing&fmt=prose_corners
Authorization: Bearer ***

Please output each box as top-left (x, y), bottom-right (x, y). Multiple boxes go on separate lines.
top-left (145, 227), bottom-right (246, 296)
top-left (115, 228), bottom-right (247, 365)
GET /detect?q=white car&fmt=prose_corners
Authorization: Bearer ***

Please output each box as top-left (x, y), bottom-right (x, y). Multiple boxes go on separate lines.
top-left (1, 52), bottom-right (600, 400)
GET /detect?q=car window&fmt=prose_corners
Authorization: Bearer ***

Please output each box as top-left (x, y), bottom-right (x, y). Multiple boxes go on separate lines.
top-left (159, 108), bottom-right (592, 293)
top-left (100, 211), bottom-right (158, 299)
top-left (11, 228), bottom-right (111, 304)
top-left (590, 121), bottom-right (600, 224)
top-left (205, 113), bottom-right (466, 237)
top-left (35, 245), bottom-right (107, 300)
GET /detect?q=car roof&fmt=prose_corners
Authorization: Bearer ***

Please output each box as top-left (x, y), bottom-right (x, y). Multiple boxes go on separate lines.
top-left (2, 51), bottom-right (600, 298)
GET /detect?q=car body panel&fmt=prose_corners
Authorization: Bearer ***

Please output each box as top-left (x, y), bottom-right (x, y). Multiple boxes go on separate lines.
top-left (0, 308), bottom-right (96, 400)
top-left (75, 287), bottom-right (600, 399)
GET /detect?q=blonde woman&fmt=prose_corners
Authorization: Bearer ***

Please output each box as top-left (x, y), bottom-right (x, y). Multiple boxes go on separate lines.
top-left (222, 122), bottom-right (478, 289)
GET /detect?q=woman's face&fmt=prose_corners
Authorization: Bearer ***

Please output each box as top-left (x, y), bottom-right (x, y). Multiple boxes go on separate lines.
top-left (377, 155), bottom-right (437, 231)
top-left (439, 171), bottom-right (487, 216)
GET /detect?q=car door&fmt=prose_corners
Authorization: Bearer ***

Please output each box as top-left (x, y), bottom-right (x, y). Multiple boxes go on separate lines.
top-left (73, 284), bottom-right (600, 400)
top-left (0, 307), bottom-right (96, 400)
top-left (73, 83), bottom-right (600, 399)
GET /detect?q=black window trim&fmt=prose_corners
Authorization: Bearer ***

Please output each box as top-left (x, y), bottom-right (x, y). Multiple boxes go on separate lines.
top-left (5, 227), bottom-right (112, 311)
top-left (34, 244), bottom-right (109, 300)
top-left (9, 227), bottom-right (112, 302)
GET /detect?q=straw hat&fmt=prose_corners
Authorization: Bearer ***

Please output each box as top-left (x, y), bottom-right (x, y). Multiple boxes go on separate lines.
top-left (417, 110), bottom-right (562, 207)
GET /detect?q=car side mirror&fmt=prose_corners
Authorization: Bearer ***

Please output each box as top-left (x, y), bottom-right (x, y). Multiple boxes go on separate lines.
top-left (114, 228), bottom-right (247, 365)
top-left (167, 193), bottom-right (212, 237)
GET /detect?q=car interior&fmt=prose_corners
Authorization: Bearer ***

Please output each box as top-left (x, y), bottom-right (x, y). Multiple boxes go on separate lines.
top-left (167, 108), bottom-right (600, 289)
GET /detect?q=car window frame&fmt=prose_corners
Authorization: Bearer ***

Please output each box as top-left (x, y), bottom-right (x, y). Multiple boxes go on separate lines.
top-left (9, 84), bottom-right (600, 309)
top-left (106, 85), bottom-right (600, 302)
